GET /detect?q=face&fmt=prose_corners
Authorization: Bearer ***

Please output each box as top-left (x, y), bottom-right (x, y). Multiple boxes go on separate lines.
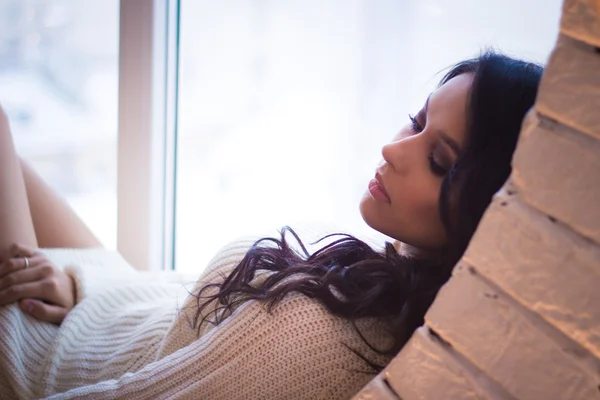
top-left (360, 73), bottom-right (473, 251)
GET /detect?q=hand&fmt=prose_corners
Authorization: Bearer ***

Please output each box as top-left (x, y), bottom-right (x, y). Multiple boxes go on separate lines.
top-left (0, 243), bottom-right (76, 324)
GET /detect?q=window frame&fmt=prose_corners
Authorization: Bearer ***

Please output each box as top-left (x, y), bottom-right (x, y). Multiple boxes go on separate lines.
top-left (117, 0), bottom-right (179, 271)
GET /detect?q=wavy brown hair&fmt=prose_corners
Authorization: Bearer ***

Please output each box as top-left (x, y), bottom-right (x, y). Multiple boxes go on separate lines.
top-left (193, 51), bottom-right (543, 373)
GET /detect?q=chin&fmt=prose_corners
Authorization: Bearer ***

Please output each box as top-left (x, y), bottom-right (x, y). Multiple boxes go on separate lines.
top-left (359, 194), bottom-right (401, 240)
top-left (358, 192), bottom-right (375, 225)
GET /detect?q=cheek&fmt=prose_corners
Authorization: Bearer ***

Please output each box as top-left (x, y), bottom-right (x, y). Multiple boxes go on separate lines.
top-left (388, 179), bottom-right (447, 248)
top-left (400, 183), bottom-right (447, 247)
top-left (393, 181), bottom-right (439, 224)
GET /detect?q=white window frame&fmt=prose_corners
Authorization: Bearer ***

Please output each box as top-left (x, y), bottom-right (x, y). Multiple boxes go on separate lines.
top-left (117, 0), bottom-right (179, 271)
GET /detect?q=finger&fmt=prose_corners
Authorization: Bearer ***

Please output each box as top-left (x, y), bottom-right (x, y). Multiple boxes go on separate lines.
top-left (0, 279), bottom-right (48, 306)
top-left (20, 299), bottom-right (68, 325)
top-left (9, 243), bottom-right (39, 258)
top-left (0, 263), bottom-right (50, 291)
top-left (0, 255), bottom-right (47, 280)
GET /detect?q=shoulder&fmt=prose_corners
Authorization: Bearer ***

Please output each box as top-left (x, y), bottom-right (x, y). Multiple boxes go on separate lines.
top-left (192, 293), bottom-right (389, 399)
top-left (265, 294), bottom-right (392, 398)
top-left (262, 293), bottom-right (391, 359)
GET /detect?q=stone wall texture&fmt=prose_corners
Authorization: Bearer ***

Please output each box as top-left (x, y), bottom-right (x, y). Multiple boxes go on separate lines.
top-left (353, 0), bottom-right (600, 398)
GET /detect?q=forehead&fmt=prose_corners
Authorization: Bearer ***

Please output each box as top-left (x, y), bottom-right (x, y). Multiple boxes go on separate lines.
top-left (428, 73), bottom-right (474, 148)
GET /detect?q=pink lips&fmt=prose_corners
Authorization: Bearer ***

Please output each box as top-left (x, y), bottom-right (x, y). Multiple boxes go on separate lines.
top-left (368, 176), bottom-right (391, 202)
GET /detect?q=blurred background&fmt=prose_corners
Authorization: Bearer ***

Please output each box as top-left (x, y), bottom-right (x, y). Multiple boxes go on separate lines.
top-left (0, 0), bottom-right (118, 248)
top-left (0, 0), bottom-right (562, 273)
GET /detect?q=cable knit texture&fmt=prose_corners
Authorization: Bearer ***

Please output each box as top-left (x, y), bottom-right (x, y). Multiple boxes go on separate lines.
top-left (0, 227), bottom-right (392, 399)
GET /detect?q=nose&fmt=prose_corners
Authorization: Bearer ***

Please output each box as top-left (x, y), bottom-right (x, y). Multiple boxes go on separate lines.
top-left (381, 135), bottom-right (417, 175)
top-left (381, 142), bottom-right (396, 165)
top-left (381, 143), bottom-right (392, 165)
top-left (381, 141), bottom-right (402, 174)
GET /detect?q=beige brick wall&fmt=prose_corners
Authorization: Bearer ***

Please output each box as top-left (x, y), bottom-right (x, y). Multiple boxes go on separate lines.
top-left (536, 36), bottom-right (600, 141)
top-left (560, 0), bottom-right (600, 47)
top-left (512, 110), bottom-right (600, 244)
top-left (353, 0), bottom-right (600, 398)
top-left (464, 192), bottom-right (600, 360)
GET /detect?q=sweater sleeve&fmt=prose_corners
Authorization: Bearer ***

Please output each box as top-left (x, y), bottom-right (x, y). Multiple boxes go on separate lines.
top-left (44, 296), bottom-right (380, 400)
top-left (38, 247), bottom-right (139, 304)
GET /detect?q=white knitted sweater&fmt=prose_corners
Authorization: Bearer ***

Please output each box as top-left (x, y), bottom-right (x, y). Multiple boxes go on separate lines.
top-left (0, 231), bottom-right (392, 399)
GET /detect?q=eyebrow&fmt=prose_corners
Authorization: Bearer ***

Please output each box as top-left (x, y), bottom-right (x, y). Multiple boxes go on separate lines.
top-left (424, 93), bottom-right (462, 156)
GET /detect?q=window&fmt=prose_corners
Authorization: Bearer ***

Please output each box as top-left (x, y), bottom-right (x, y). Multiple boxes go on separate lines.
top-left (174, 0), bottom-right (562, 273)
top-left (0, 1), bottom-right (562, 272)
top-left (0, 0), bottom-right (119, 249)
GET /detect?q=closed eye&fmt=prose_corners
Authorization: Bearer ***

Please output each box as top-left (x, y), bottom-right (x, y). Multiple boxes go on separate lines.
top-left (428, 153), bottom-right (448, 176)
top-left (408, 114), bottom-right (423, 133)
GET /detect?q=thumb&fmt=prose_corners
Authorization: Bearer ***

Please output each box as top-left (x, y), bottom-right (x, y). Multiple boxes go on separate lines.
top-left (20, 299), bottom-right (68, 325)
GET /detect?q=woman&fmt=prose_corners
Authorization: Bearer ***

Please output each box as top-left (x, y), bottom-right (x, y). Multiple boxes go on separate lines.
top-left (0, 51), bottom-right (542, 399)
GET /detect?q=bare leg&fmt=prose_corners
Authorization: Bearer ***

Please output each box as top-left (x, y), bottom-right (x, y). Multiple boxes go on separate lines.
top-left (20, 158), bottom-right (103, 249)
top-left (0, 110), bottom-right (38, 260)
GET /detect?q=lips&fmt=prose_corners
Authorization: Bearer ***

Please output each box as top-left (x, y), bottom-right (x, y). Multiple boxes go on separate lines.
top-left (369, 173), bottom-right (391, 202)
top-left (375, 174), bottom-right (390, 199)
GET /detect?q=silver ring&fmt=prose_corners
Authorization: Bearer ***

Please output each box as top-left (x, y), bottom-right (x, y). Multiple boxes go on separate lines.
top-left (23, 256), bottom-right (29, 269)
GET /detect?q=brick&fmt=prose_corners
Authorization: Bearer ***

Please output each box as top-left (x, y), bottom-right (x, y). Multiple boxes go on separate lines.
top-left (425, 264), bottom-right (600, 400)
top-left (465, 193), bottom-right (600, 358)
top-left (561, 0), bottom-right (600, 47)
top-left (351, 376), bottom-right (401, 400)
top-left (511, 111), bottom-right (600, 244)
top-left (383, 327), bottom-right (492, 400)
top-left (536, 35), bottom-right (600, 140)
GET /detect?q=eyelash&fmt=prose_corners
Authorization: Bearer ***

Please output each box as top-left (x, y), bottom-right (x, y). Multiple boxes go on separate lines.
top-left (408, 114), bottom-right (423, 132)
top-left (409, 114), bottom-right (448, 176)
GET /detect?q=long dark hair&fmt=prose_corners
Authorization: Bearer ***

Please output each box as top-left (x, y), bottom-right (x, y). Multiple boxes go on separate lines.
top-left (193, 51), bottom-right (543, 372)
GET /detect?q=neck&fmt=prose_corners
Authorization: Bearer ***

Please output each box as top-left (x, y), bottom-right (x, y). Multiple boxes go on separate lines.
top-left (394, 241), bottom-right (443, 262)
